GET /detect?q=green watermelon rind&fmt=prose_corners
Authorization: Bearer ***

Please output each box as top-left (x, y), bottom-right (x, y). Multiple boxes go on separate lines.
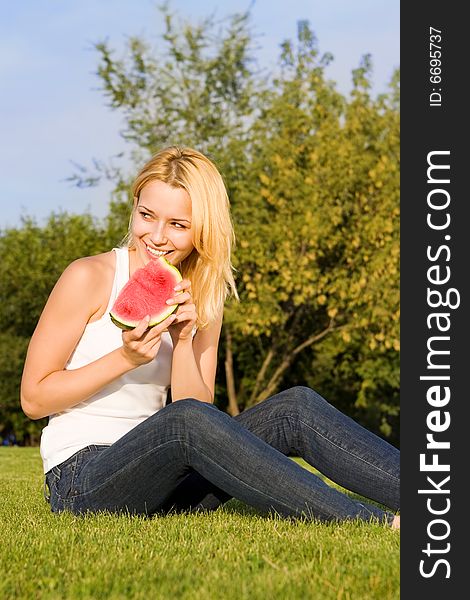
top-left (110, 304), bottom-right (179, 330)
top-left (109, 257), bottom-right (183, 330)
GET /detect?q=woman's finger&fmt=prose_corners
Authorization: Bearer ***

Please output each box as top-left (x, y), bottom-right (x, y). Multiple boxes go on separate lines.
top-left (139, 314), bottom-right (177, 341)
top-left (171, 280), bottom-right (192, 301)
top-left (155, 313), bottom-right (177, 332)
top-left (171, 305), bottom-right (196, 323)
top-left (166, 291), bottom-right (192, 306)
top-left (173, 279), bottom-right (191, 293)
top-left (124, 315), bottom-right (150, 340)
top-left (167, 280), bottom-right (192, 305)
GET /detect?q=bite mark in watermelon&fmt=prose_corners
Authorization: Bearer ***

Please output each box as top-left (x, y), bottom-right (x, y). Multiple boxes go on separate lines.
top-left (110, 256), bottom-right (183, 330)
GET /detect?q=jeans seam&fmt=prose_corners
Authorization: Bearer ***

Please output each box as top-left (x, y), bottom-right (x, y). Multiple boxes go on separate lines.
top-left (183, 441), bottom-right (311, 517)
top-left (298, 419), bottom-right (400, 482)
top-left (72, 438), bottom-right (188, 499)
top-left (239, 414), bottom-right (298, 441)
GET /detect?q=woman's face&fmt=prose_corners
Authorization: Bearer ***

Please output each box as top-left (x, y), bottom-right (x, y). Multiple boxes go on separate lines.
top-left (131, 180), bottom-right (194, 268)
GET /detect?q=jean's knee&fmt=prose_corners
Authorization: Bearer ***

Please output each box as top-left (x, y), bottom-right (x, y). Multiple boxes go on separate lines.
top-left (286, 386), bottom-right (329, 412)
top-left (166, 398), bottom-right (219, 424)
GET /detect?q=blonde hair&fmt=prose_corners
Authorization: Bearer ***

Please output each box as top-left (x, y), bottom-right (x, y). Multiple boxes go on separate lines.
top-left (125, 146), bottom-right (238, 328)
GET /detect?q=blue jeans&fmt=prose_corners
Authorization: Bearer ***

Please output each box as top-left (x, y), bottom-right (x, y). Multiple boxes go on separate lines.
top-left (45, 386), bottom-right (399, 523)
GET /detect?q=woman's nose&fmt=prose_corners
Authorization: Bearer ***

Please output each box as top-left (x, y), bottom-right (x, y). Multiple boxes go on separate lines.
top-left (150, 223), bottom-right (168, 245)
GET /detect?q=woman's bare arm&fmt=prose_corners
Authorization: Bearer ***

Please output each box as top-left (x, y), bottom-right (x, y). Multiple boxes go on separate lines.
top-left (170, 310), bottom-right (223, 404)
top-left (21, 254), bottom-right (175, 420)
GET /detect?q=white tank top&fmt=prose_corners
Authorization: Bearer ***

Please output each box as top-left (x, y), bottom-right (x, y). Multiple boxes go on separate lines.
top-left (40, 247), bottom-right (173, 473)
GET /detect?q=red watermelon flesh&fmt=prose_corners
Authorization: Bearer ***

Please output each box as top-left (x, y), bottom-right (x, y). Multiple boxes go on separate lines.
top-left (110, 257), bottom-right (183, 330)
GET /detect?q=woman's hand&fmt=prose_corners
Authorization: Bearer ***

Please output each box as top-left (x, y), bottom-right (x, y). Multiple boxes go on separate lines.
top-left (120, 313), bottom-right (177, 367)
top-left (165, 279), bottom-right (197, 345)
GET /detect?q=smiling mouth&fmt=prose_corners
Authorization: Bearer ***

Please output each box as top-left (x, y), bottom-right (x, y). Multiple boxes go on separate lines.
top-left (146, 245), bottom-right (173, 258)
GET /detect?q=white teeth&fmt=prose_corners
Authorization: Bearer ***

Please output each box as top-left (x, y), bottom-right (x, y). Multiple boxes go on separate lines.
top-left (146, 246), bottom-right (170, 257)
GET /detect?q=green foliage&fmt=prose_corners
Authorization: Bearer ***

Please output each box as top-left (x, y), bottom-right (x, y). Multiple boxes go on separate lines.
top-left (223, 22), bottom-right (400, 439)
top-left (0, 334), bottom-right (38, 444)
top-left (0, 213), bottom-right (108, 335)
top-left (0, 213), bottom-right (109, 444)
top-left (97, 10), bottom-right (256, 152)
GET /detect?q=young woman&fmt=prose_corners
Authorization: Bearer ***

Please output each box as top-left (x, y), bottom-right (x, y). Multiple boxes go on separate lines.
top-left (21, 146), bottom-right (400, 527)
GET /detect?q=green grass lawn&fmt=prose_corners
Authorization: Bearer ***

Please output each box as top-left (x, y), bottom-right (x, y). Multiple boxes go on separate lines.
top-left (0, 447), bottom-right (399, 599)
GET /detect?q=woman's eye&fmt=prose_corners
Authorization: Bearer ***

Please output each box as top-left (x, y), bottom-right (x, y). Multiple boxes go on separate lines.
top-left (173, 222), bottom-right (185, 229)
top-left (139, 212), bottom-right (151, 220)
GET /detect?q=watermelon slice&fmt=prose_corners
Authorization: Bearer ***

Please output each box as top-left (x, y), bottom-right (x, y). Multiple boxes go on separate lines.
top-left (110, 256), bottom-right (183, 330)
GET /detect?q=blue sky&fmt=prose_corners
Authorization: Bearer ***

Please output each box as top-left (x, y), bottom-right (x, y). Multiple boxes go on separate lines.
top-left (0, 0), bottom-right (399, 228)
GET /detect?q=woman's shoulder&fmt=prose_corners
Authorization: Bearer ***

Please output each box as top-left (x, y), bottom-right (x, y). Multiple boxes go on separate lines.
top-left (61, 251), bottom-right (116, 285)
top-left (51, 251), bottom-right (118, 322)
top-left (52, 251), bottom-right (117, 310)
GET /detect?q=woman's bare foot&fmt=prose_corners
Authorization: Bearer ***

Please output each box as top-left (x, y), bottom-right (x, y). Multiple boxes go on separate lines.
top-left (391, 515), bottom-right (400, 529)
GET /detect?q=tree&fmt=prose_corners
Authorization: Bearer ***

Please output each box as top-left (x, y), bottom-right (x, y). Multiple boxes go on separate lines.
top-left (80, 6), bottom-right (259, 210)
top-left (223, 25), bottom-right (399, 440)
